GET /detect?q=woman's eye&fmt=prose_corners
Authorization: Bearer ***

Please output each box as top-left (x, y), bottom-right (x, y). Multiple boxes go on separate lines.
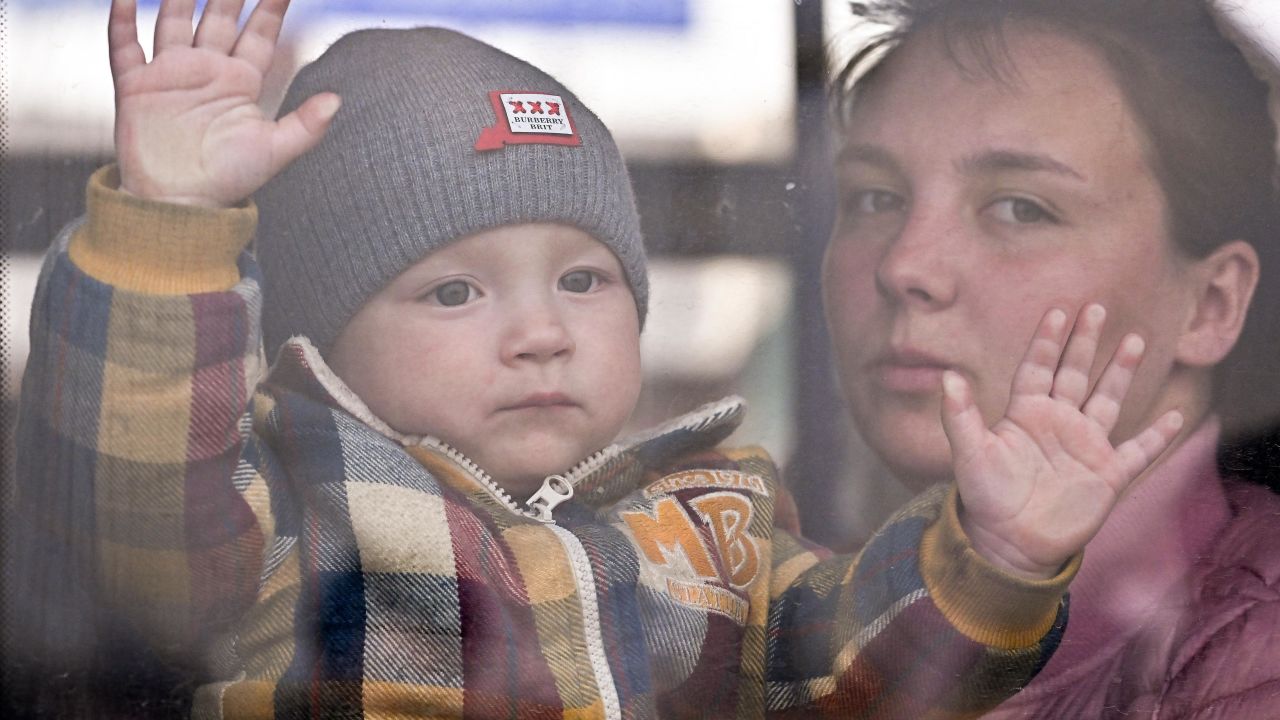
top-left (990, 197), bottom-right (1058, 225)
top-left (847, 189), bottom-right (905, 215)
top-left (559, 270), bottom-right (599, 293)
top-left (430, 280), bottom-right (475, 307)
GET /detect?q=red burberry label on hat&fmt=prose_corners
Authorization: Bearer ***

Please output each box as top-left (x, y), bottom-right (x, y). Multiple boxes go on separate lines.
top-left (475, 91), bottom-right (581, 151)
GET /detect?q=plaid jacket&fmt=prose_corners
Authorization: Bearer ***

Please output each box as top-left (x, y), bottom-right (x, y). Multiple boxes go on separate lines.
top-left (13, 167), bottom-right (1074, 719)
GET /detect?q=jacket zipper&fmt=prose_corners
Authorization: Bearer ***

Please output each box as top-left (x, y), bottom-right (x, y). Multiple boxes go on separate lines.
top-left (414, 396), bottom-right (743, 523)
top-left (548, 523), bottom-right (623, 720)
top-left (416, 438), bottom-right (623, 720)
top-left (423, 439), bottom-right (619, 522)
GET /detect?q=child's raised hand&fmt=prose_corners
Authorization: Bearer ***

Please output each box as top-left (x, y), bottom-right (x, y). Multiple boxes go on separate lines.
top-left (942, 304), bottom-right (1183, 579)
top-left (109, 0), bottom-right (339, 207)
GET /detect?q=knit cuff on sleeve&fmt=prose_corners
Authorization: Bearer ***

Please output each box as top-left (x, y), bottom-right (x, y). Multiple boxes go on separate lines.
top-left (68, 164), bottom-right (258, 294)
top-left (920, 485), bottom-right (1081, 650)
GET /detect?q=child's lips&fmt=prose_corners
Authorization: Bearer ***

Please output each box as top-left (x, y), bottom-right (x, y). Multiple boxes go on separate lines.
top-left (501, 392), bottom-right (578, 411)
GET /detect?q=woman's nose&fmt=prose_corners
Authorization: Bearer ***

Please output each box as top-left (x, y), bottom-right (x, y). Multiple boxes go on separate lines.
top-left (874, 209), bottom-right (960, 309)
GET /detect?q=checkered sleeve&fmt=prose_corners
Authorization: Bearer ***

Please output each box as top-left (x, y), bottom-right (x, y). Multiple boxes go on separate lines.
top-left (13, 165), bottom-right (268, 664)
top-left (764, 484), bottom-right (1074, 719)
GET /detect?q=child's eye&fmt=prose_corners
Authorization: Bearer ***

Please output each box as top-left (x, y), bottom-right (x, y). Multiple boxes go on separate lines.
top-left (429, 280), bottom-right (476, 307)
top-left (988, 197), bottom-right (1059, 225)
top-left (559, 270), bottom-right (599, 293)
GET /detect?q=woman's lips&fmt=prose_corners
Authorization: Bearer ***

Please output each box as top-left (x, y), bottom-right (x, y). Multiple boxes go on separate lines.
top-left (872, 351), bottom-right (952, 393)
top-left (877, 363), bottom-right (948, 393)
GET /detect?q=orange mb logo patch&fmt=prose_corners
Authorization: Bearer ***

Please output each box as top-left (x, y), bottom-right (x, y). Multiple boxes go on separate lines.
top-left (689, 492), bottom-right (759, 588)
top-left (622, 492), bottom-right (760, 589)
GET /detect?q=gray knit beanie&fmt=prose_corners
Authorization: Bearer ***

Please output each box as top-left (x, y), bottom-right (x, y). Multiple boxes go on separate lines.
top-left (256, 27), bottom-right (647, 359)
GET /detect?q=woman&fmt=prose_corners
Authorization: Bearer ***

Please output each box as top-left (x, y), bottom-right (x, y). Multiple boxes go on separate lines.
top-left (821, 0), bottom-right (1280, 716)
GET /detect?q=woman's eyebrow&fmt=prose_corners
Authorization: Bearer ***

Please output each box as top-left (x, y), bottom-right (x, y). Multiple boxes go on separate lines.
top-left (958, 149), bottom-right (1086, 182)
top-left (835, 143), bottom-right (901, 172)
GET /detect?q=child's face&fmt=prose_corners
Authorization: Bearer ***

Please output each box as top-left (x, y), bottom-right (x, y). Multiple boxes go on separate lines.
top-left (328, 223), bottom-right (642, 496)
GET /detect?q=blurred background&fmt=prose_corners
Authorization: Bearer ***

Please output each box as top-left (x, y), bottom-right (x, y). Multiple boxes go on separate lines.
top-left (2, 0), bottom-right (917, 550)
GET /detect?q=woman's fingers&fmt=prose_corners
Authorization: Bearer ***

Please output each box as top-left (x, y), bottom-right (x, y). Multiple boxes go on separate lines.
top-left (1050, 304), bottom-right (1105, 407)
top-left (1009, 307), bottom-right (1069, 400)
top-left (108, 0), bottom-right (146, 80)
top-left (194, 0), bottom-right (248, 54)
top-left (153, 0), bottom-right (197, 54)
top-left (232, 0), bottom-right (292, 75)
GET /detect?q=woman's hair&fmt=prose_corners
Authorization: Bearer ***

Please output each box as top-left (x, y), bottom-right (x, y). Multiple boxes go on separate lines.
top-left (831, 0), bottom-right (1280, 462)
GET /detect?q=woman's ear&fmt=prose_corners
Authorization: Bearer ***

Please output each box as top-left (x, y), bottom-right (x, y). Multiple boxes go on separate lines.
top-left (1175, 240), bottom-right (1260, 367)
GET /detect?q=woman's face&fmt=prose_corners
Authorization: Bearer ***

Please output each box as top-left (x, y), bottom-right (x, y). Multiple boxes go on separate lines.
top-left (823, 27), bottom-right (1204, 488)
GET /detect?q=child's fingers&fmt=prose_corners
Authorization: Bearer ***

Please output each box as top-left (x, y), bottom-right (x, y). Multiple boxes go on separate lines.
top-left (231, 0), bottom-right (291, 76)
top-left (154, 0), bottom-right (197, 54)
top-left (940, 370), bottom-right (986, 470)
top-left (193, 0), bottom-right (247, 55)
top-left (1081, 333), bottom-right (1144, 433)
top-left (108, 0), bottom-right (146, 80)
top-left (1114, 409), bottom-right (1183, 485)
top-left (1050, 304), bottom-right (1104, 408)
top-left (270, 92), bottom-right (341, 171)
top-left (1009, 308), bottom-right (1069, 400)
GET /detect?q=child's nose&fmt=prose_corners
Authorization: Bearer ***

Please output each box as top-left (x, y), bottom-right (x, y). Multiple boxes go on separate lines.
top-left (503, 300), bottom-right (575, 364)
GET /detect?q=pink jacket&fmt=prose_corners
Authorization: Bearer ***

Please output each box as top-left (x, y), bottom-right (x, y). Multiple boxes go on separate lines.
top-left (983, 419), bottom-right (1280, 719)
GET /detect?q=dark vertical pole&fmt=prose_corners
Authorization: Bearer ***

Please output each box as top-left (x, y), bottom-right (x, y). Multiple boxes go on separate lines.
top-left (787, 0), bottom-right (850, 546)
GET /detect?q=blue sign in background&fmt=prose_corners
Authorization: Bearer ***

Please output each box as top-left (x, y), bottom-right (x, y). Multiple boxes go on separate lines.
top-left (294, 0), bottom-right (688, 26)
top-left (19, 0), bottom-right (690, 27)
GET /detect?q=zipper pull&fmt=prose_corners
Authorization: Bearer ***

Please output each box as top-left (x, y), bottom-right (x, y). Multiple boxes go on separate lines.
top-left (526, 474), bottom-right (574, 523)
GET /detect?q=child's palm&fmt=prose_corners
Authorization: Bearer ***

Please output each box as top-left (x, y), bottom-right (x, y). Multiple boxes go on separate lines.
top-left (116, 46), bottom-right (271, 205)
top-left (110, 0), bottom-right (338, 207)
top-left (943, 305), bottom-right (1183, 578)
